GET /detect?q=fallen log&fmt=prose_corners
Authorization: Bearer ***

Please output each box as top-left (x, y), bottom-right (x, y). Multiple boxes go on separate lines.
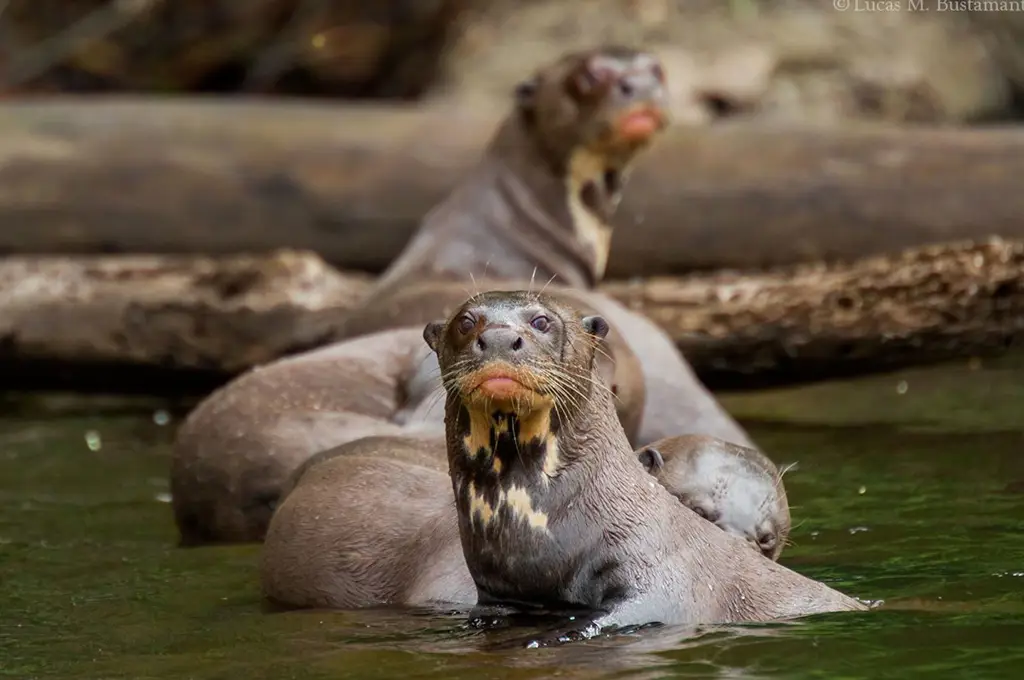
top-left (2, 98), bottom-right (1024, 277)
top-left (604, 237), bottom-right (1024, 388)
top-left (2, 238), bottom-right (1024, 393)
top-left (0, 251), bottom-right (372, 392)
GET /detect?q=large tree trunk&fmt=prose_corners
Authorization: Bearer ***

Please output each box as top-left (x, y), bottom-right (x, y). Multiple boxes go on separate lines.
top-left (2, 99), bottom-right (1024, 276)
top-left (3, 239), bottom-right (1023, 393)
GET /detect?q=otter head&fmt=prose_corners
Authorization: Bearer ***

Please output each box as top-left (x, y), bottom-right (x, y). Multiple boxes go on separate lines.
top-left (512, 46), bottom-right (670, 282)
top-left (423, 290), bottom-right (610, 529)
top-left (424, 289), bottom-right (610, 463)
top-left (515, 46), bottom-right (671, 171)
top-left (638, 436), bottom-right (791, 561)
top-left (424, 290), bottom-right (629, 609)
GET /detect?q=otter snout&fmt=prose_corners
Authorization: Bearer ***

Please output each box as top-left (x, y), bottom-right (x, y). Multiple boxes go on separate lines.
top-left (474, 326), bottom-right (526, 360)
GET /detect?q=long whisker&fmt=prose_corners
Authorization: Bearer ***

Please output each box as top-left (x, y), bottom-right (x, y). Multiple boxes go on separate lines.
top-left (537, 369), bottom-right (593, 416)
top-left (538, 273), bottom-right (558, 296)
top-left (543, 376), bottom-right (584, 415)
top-left (774, 462), bottom-right (799, 493)
top-left (417, 383), bottom-right (448, 417)
top-left (542, 367), bottom-right (591, 405)
top-left (588, 339), bottom-right (616, 367)
top-left (541, 359), bottom-right (618, 404)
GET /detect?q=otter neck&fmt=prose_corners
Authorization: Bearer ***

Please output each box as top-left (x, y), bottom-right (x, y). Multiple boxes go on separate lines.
top-left (484, 117), bottom-right (624, 288)
top-left (449, 403), bottom-right (566, 515)
top-left (444, 380), bottom-right (636, 613)
top-left (369, 115), bottom-right (628, 299)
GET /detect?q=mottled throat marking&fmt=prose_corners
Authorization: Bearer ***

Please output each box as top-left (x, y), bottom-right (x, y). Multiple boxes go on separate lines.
top-left (566, 148), bottom-right (617, 281)
top-left (458, 404), bottom-right (562, 534)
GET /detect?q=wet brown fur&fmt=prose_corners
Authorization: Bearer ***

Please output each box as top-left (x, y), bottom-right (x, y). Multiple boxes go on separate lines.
top-left (170, 312), bottom-right (643, 546)
top-left (259, 292), bottom-right (862, 621)
top-left (260, 436), bottom-right (475, 610)
top-left (424, 291), bottom-right (865, 628)
top-left (170, 327), bottom-right (447, 545)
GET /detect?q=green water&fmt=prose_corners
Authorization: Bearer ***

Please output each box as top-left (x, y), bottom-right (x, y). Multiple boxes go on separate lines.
top-left (3, 357), bottom-right (1024, 679)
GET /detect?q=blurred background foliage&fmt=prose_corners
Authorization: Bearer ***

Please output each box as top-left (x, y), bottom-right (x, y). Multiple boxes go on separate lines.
top-left (1, 0), bottom-right (1022, 126)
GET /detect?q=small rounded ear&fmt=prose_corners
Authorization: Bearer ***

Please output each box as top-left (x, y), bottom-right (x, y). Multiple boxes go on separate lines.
top-left (581, 315), bottom-right (610, 340)
top-left (514, 76), bottom-right (539, 110)
top-left (637, 447), bottom-right (664, 474)
top-left (423, 321), bottom-right (446, 353)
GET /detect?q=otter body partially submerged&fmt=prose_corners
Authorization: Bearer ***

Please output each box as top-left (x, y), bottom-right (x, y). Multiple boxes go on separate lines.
top-left (424, 290), bottom-right (865, 627)
top-left (260, 290), bottom-right (870, 624)
top-left (259, 412), bottom-right (783, 610)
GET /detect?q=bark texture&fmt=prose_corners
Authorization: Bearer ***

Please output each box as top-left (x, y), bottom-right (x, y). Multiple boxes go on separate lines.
top-left (606, 237), bottom-right (1024, 387)
top-left (3, 238), bottom-right (1024, 391)
top-left (0, 251), bottom-right (371, 391)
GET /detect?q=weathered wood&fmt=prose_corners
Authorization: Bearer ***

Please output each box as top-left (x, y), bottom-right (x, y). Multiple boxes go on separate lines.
top-left (0, 251), bottom-right (371, 392)
top-left (606, 237), bottom-right (1024, 388)
top-left (2, 99), bottom-right (1024, 277)
top-left (3, 239), bottom-right (1024, 392)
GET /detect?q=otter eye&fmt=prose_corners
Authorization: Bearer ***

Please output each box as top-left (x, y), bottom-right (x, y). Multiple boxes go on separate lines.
top-left (457, 314), bottom-right (476, 335)
top-left (530, 315), bottom-right (551, 333)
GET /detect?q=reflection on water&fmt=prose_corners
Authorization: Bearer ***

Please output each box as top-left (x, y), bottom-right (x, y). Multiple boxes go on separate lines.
top-left (4, 355), bottom-right (1024, 679)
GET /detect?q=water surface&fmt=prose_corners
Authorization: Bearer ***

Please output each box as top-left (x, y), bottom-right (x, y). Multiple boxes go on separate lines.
top-left (3, 356), bottom-right (1024, 679)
